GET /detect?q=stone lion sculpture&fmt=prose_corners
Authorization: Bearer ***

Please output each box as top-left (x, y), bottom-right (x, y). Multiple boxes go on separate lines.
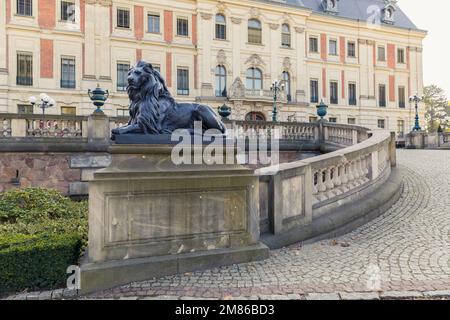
top-left (111, 61), bottom-right (226, 138)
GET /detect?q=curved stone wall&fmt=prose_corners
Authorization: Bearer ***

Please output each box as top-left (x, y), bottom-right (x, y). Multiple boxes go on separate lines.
top-left (256, 129), bottom-right (400, 248)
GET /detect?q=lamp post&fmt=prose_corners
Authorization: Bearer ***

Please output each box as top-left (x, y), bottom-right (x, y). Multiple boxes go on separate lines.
top-left (270, 79), bottom-right (285, 122)
top-left (88, 84), bottom-right (109, 114)
top-left (29, 93), bottom-right (55, 130)
top-left (410, 93), bottom-right (423, 132)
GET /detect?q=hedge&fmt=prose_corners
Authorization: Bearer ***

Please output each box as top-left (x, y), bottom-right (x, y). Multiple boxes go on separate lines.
top-left (0, 233), bottom-right (83, 294)
top-left (0, 188), bottom-right (88, 295)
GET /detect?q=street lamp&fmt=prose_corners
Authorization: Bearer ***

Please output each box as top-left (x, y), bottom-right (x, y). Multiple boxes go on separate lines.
top-left (270, 79), bottom-right (285, 122)
top-left (29, 93), bottom-right (55, 129)
top-left (409, 93), bottom-right (423, 131)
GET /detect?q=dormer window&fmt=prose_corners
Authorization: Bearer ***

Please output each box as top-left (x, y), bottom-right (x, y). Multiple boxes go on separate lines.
top-left (322, 0), bottom-right (338, 15)
top-left (382, 1), bottom-right (397, 24)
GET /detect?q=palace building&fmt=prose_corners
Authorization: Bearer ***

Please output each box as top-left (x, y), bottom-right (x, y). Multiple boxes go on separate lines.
top-left (0, 0), bottom-right (426, 137)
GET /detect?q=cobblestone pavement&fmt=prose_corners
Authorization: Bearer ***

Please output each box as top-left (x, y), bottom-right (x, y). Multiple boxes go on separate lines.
top-left (6, 150), bottom-right (450, 300)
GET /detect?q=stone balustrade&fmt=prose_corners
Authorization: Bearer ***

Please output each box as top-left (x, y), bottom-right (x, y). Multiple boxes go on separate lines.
top-left (256, 129), bottom-right (396, 242)
top-left (1, 118), bottom-right (12, 137)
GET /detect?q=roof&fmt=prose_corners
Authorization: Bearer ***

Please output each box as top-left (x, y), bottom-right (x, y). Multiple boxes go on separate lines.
top-left (274, 0), bottom-right (422, 31)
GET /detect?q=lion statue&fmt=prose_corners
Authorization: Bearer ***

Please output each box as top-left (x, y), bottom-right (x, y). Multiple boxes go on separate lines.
top-left (111, 61), bottom-right (226, 138)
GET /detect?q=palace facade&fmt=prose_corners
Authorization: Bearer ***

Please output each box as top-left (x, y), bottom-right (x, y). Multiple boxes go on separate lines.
top-left (0, 0), bottom-right (427, 137)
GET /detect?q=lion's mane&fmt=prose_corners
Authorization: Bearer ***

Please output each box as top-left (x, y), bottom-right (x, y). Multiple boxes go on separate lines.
top-left (126, 61), bottom-right (175, 134)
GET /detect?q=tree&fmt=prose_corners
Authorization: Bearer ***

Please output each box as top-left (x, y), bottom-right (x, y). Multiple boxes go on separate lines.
top-left (422, 85), bottom-right (448, 132)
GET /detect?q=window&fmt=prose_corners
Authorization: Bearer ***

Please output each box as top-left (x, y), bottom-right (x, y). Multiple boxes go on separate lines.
top-left (396, 86), bottom-right (406, 108)
top-left (246, 68), bottom-right (262, 91)
top-left (378, 46), bottom-right (386, 61)
top-left (397, 120), bottom-right (405, 138)
top-left (329, 117), bottom-right (337, 123)
top-left (379, 84), bottom-right (386, 107)
top-left (215, 65), bottom-right (227, 97)
top-left (281, 24), bottom-right (291, 48)
top-left (309, 37), bottom-right (318, 53)
top-left (377, 119), bottom-right (385, 129)
top-left (117, 62), bottom-right (130, 91)
top-left (245, 112), bottom-right (265, 121)
top-left (349, 83), bottom-right (357, 105)
top-left (309, 116), bottom-right (318, 123)
top-left (117, 108), bottom-right (129, 117)
top-left (18, 104), bottom-right (33, 114)
top-left (61, 106), bottom-right (76, 115)
top-left (348, 42), bottom-right (356, 57)
top-left (61, 1), bottom-right (75, 22)
top-left (310, 79), bottom-right (319, 103)
top-left (397, 48), bottom-right (405, 64)
top-left (177, 18), bottom-right (189, 36)
top-left (147, 14), bottom-right (160, 33)
top-left (215, 14), bottom-right (226, 40)
top-left (17, 0), bottom-right (32, 16)
top-left (248, 19), bottom-right (262, 44)
top-left (117, 9), bottom-right (130, 28)
top-left (17, 53), bottom-right (33, 86)
top-left (329, 39), bottom-right (337, 55)
top-left (61, 57), bottom-right (76, 89)
top-left (177, 68), bottom-right (189, 95)
top-left (282, 71), bottom-right (291, 102)
top-left (347, 118), bottom-right (356, 125)
top-left (330, 81), bottom-right (338, 104)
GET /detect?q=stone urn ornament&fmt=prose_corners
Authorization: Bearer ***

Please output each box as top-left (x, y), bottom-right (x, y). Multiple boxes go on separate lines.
top-left (316, 100), bottom-right (328, 120)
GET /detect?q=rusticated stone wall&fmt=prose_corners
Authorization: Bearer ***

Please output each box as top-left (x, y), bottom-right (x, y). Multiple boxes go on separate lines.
top-left (0, 154), bottom-right (81, 195)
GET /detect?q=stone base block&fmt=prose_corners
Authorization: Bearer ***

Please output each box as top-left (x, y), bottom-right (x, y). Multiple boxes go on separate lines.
top-left (80, 243), bottom-right (269, 295)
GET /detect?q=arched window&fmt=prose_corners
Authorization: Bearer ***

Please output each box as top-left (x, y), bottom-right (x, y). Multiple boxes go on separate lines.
top-left (246, 68), bottom-right (262, 91)
top-left (215, 65), bottom-right (227, 97)
top-left (281, 24), bottom-right (291, 48)
top-left (282, 71), bottom-right (291, 102)
top-left (215, 14), bottom-right (226, 40)
top-left (245, 112), bottom-right (266, 121)
top-left (248, 19), bottom-right (262, 44)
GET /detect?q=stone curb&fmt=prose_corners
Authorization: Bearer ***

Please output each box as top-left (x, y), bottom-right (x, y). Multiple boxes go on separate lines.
top-left (4, 289), bottom-right (450, 300)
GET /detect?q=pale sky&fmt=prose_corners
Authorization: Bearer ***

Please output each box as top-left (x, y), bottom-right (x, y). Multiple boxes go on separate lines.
top-left (399, 0), bottom-right (449, 98)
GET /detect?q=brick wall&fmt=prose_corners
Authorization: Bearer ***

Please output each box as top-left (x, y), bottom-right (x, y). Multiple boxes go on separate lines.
top-left (164, 10), bottom-right (173, 43)
top-left (6, 0), bottom-right (11, 23)
top-left (38, 0), bottom-right (56, 29)
top-left (387, 43), bottom-right (396, 69)
top-left (40, 39), bottom-right (54, 78)
top-left (322, 68), bottom-right (327, 98)
top-left (136, 49), bottom-right (142, 63)
top-left (339, 36), bottom-right (346, 64)
top-left (389, 75), bottom-right (395, 102)
top-left (166, 52), bottom-right (172, 87)
top-left (320, 34), bottom-right (327, 61)
top-left (134, 5), bottom-right (144, 40)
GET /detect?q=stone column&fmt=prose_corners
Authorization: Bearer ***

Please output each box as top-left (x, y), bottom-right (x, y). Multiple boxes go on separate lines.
top-left (389, 132), bottom-right (397, 167)
top-left (87, 112), bottom-right (110, 149)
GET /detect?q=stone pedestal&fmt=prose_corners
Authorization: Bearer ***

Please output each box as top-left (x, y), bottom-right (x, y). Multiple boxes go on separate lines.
top-left (406, 131), bottom-right (426, 149)
top-left (80, 145), bottom-right (269, 294)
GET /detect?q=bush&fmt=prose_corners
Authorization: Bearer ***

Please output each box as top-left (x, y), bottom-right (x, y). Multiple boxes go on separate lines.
top-left (0, 233), bottom-right (83, 294)
top-left (0, 188), bottom-right (88, 295)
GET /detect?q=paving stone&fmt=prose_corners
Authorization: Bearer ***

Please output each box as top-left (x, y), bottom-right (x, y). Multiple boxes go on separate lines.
top-left (339, 292), bottom-right (380, 300)
top-left (423, 290), bottom-right (450, 298)
top-left (306, 293), bottom-right (340, 300)
top-left (380, 291), bottom-right (424, 299)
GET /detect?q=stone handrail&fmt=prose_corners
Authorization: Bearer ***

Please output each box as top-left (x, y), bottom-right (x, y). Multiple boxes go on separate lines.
top-left (256, 129), bottom-right (394, 236)
top-left (0, 113), bottom-right (128, 139)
